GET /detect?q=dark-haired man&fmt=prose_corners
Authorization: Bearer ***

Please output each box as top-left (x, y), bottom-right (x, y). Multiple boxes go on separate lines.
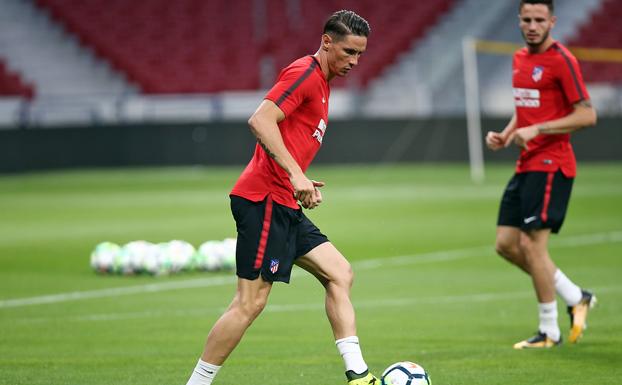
top-left (185, 10), bottom-right (379, 385)
top-left (486, 0), bottom-right (597, 349)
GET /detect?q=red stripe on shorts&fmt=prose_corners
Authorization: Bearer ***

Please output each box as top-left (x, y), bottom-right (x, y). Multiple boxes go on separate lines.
top-left (540, 172), bottom-right (555, 223)
top-left (254, 195), bottom-right (273, 269)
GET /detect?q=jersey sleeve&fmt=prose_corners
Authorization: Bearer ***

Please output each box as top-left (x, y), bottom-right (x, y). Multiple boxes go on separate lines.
top-left (556, 51), bottom-right (590, 104)
top-left (264, 64), bottom-right (316, 117)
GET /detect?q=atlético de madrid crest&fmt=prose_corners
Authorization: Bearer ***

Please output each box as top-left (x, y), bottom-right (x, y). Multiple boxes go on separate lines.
top-left (532, 66), bottom-right (544, 82)
top-left (270, 259), bottom-right (279, 274)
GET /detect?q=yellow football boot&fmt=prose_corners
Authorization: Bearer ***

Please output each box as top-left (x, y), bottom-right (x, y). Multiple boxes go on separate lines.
top-left (513, 331), bottom-right (561, 349)
top-left (346, 370), bottom-right (380, 385)
top-left (568, 290), bottom-right (597, 343)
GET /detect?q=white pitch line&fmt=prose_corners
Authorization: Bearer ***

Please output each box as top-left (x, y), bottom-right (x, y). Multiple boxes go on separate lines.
top-left (0, 276), bottom-right (236, 308)
top-left (13, 285), bottom-right (622, 325)
top-left (1, 230), bottom-right (621, 309)
top-left (268, 285), bottom-right (622, 314)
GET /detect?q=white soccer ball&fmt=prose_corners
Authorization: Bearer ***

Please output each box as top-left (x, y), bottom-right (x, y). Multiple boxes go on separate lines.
top-left (220, 237), bottom-right (237, 270)
top-left (112, 247), bottom-right (131, 275)
top-left (120, 240), bottom-right (157, 274)
top-left (163, 240), bottom-right (196, 272)
top-left (381, 362), bottom-right (431, 385)
top-left (153, 242), bottom-right (174, 275)
top-left (90, 242), bottom-right (121, 273)
top-left (197, 240), bottom-right (225, 271)
top-left (142, 246), bottom-right (161, 275)
top-left (188, 249), bottom-right (206, 271)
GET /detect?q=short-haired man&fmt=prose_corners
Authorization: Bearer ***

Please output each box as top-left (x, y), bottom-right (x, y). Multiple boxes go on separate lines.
top-left (486, 0), bottom-right (598, 349)
top-left (185, 10), bottom-right (379, 384)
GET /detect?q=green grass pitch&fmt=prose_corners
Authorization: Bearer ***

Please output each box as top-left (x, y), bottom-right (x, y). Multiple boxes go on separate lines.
top-left (1, 163), bottom-right (621, 385)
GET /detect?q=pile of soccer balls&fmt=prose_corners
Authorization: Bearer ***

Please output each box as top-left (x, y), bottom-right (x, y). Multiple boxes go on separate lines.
top-left (89, 238), bottom-right (236, 276)
top-left (381, 361), bottom-right (431, 385)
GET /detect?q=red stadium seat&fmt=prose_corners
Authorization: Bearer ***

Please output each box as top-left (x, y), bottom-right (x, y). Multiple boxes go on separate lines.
top-left (567, 0), bottom-right (622, 83)
top-left (36, 0), bottom-right (454, 93)
top-left (0, 59), bottom-right (34, 98)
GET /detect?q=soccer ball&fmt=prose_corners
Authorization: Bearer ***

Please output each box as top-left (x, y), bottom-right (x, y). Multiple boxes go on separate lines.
top-left (220, 237), bottom-right (237, 270)
top-left (196, 240), bottom-right (225, 271)
top-left (90, 242), bottom-right (121, 273)
top-left (381, 362), bottom-right (431, 385)
top-left (154, 242), bottom-right (174, 275)
top-left (162, 240), bottom-right (196, 272)
top-left (141, 244), bottom-right (162, 275)
top-left (120, 240), bottom-right (158, 274)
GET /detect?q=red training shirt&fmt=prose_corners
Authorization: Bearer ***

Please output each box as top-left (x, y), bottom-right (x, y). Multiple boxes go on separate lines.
top-left (512, 41), bottom-right (590, 177)
top-left (231, 56), bottom-right (330, 209)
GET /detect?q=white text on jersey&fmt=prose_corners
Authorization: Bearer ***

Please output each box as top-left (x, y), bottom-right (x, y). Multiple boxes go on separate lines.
top-left (312, 119), bottom-right (327, 144)
top-left (513, 87), bottom-right (540, 108)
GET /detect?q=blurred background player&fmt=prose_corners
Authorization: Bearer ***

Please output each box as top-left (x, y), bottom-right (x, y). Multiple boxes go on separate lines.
top-left (185, 10), bottom-right (380, 385)
top-left (486, 0), bottom-right (598, 349)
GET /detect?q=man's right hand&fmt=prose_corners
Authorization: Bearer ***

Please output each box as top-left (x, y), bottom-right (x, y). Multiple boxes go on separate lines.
top-left (486, 131), bottom-right (506, 151)
top-left (290, 173), bottom-right (320, 209)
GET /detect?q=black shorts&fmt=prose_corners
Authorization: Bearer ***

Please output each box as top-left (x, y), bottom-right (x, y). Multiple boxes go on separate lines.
top-left (230, 195), bottom-right (329, 283)
top-left (497, 170), bottom-right (574, 234)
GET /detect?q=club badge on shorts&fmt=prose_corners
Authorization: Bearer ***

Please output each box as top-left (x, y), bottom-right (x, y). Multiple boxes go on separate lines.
top-left (532, 66), bottom-right (544, 82)
top-left (270, 259), bottom-right (280, 274)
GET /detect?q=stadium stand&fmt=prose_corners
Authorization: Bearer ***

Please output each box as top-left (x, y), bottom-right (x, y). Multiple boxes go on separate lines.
top-left (363, 0), bottom-right (515, 116)
top-left (0, 59), bottom-right (33, 98)
top-left (567, 0), bottom-right (622, 83)
top-left (35, 0), bottom-right (453, 93)
top-left (0, 0), bottom-right (618, 126)
top-left (363, 0), bottom-right (607, 116)
top-left (0, 0), bottom-right (130, 98)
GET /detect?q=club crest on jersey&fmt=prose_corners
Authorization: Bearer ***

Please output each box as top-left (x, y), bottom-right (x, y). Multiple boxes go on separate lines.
top-left (312, 118), bottom-right (327, 144)
top-left (532, 66), bottom-right (544, 82)
top-left (270, 259), bottom-right (279, 274)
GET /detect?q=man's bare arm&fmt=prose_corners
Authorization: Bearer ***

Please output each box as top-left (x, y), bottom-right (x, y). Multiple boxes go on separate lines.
top-left (536, 100), bottom-right (597, 134)
top-left (512, 100), bottom-right (597, 149)
top-left (247, 100), bottom-right (319, 208)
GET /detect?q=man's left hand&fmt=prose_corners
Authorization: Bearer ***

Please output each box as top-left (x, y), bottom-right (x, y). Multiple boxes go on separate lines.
top-left (303, 180), bottom-right (325, 209)
top-left (512, 125), bottom-right (539, 150)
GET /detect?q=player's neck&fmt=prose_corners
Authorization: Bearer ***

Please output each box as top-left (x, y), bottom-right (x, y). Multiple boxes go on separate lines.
top-left (313, 51), bottom-right (333, 82)
top-left (527, 37), bottom-right (555, 54)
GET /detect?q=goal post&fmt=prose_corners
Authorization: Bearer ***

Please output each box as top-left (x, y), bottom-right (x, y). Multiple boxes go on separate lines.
top-left (462, 37), bottom-right (485, 184)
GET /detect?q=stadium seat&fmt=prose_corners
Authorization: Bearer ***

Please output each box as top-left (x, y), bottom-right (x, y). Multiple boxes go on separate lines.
top-left (568, 0), bottom-right (622, 83)
top-left (0, 59), bottom-right (34, 98)
top-left (35, 0), bottom-right (454, 93)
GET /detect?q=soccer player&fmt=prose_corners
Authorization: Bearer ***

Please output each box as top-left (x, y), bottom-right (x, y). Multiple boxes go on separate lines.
top-left (185, 10), bottom-right (379, 385)
top-left (485, 0), bottom-right (598, 349)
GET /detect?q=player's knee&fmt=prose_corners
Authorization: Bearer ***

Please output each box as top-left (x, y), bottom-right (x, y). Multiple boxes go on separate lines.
top-left (518, 234), bottom-right (534, 254)
top-left (343, 263), bottom-right (354, 288)
top-left (330, 261), bottom-right (354, 289)
top-left (495, 238), bottom-right (517, 259)
top-left (235, 295), bottom-right (268, 322)
top-left (518, 235), bottom-right (544, 266)
top-left (243, 301), bottom-right (266, 322)
top-left (250, 296), bottom-right (269, 317)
